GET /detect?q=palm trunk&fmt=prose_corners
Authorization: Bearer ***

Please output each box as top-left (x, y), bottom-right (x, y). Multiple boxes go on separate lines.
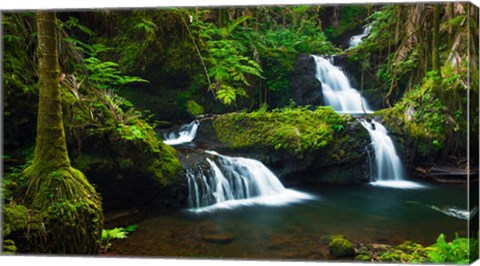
top-left (34, 11), bottom-right (70, 171)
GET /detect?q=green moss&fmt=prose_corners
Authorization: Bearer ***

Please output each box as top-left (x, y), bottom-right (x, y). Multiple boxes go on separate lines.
top-left (212, 106), bottom-right (347, 154)
top-left (379, 241), bottom-right (428, 263)
top-left (22, 166), bottom-right (104, 254)
top-left (61, 85), bottom-right (183, 188)
top-left (113, 117), bottom-right (183, 185)
top-left (328, 235), bottom-right (355, 257)
top-left (377, 235), bottom-right (477, 264)
top-left (380, 67), bottom-right (470, 159)
top-left (355, 253), bottom-right (371, 261)
top-left (186, 100), bottom-right (204, 116)
top-left (148, 154), bottom-right (183, 185)
top-left (3, 204), bottom-right (29, 235)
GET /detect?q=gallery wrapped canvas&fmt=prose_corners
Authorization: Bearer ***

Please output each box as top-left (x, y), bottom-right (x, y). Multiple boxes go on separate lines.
top-left (1, 0), bottom-right (479, 264)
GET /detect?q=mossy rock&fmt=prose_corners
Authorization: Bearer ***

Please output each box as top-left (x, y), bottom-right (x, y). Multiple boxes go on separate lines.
top-left (212, 106), bottom-right (347, 155)
top-left (61, 86), bottom-right (184, 211)
top-left (328, 235), bottom-right (356, 258)
top-left (201, 107), bottom-right (370, 185)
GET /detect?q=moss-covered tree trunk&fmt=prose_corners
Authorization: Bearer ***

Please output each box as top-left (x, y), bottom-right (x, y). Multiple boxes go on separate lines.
top-left (33, 12), bottom-right (70, 171)
top-left (22, 11), bottom-right (103, 254)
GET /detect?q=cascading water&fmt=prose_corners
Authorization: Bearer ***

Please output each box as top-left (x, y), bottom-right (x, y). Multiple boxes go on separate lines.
top-left (359, 119), bottom-right (424, 188)
top-left (186, 151), bottom-right (313, 212)
top-left (163, 120), bottom-right (199, 145)
top-left (312, 55), bottom-right (372, 114)
top-left (349, 25), bottom-right (371, 48)
top-left (312, 51), bottom-right (423, 188)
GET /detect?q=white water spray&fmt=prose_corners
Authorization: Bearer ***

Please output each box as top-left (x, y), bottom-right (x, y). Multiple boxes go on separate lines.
top-left (360, 119), bottom-right (424, 189)
top-left (163, 120), bottom-right (199, 145)
top-left (186, 151), bottom-right (313, 212)
top-left (312, 55), bottom-right (372, 114)
top-left (349, 25), bottom-right (371, 48)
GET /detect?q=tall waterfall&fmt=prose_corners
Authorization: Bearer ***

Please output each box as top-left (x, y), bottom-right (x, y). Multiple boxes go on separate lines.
top-left (186, 151), bottom-right (313, 212)
top-left (349, 25), bottom-right (371, 48)
top-left (359, 119), bottom-right (424, 189)
top-left (312, 55), bottom-right (372, 114)
top-left (163, 120), bottom-right (199, 145)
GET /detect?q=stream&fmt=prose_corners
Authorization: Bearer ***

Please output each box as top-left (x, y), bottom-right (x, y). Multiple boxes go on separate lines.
top-left (108, 179), bottom-right (468, 259)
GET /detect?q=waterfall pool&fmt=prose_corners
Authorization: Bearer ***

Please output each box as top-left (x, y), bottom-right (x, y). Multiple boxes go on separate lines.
top-left (108, 180), bottom-right (470, 259)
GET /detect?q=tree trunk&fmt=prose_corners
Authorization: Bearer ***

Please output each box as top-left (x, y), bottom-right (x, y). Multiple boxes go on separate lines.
top-left (331, 6), bottom-right (340, 28)
top-left (432, 4), bottom-right (441, 76)
top-left (22, 11), bottom-right (103, 254)
top-left (34, 11), bottom-right (70, 171)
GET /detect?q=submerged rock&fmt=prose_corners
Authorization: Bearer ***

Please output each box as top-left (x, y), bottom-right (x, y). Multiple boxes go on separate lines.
top-left (197, 220), bottom-right (235, 244)
top-left (201, 233), bottom-right (235, 244)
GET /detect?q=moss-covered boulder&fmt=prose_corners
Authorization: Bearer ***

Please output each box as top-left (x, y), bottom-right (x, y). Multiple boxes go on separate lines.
top-left (61, 86), bottom-right (184, 211)
top-left (199, 106), bottom-right (370, 185)
top-left (328, 235), bottom-right (356, 258)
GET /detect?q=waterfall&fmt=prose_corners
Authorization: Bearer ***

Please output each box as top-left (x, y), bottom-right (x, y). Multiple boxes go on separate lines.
top-left (163, 120), bottom-right (199, 145)
top-left (312, 55), bottom-right (372, 114)
top-left (359, 119), bottom-right (424, 189)
top-left (186, 151), bottom-right (313, 212)
top-left (311, 50), bottom-right (423, 188)
top-left (349, 25), bottom-right (371, 48)
top-left (359, 119), bottom-right (404, 180)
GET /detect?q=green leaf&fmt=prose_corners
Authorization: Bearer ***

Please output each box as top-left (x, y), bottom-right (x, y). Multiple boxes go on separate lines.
top-left (216, 85), bottom-right (237, 105)
top-left (102, 228), bottom-right (128, 240)
top-left (124, 224), bottom-right (138, 232)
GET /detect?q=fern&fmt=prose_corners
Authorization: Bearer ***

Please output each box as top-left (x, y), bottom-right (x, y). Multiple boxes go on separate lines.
top-left (188, 13), bottom-right (263, 106)
top-left (427, 234), bottom-right (475, 264)
top-left (101, 225), bottom-right (138, 253)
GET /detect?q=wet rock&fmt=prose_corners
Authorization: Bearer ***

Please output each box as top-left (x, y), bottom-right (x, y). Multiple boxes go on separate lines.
top-left (290, 54), bottom-right (324, 106)
top-left (195, 111), bottom-right (370, 186)
top-left (328, 235), bottom-right (356, 258)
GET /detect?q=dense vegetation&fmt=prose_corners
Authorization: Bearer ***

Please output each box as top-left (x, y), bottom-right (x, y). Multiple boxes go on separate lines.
top-left (2, 3), bottom-right (478, 262)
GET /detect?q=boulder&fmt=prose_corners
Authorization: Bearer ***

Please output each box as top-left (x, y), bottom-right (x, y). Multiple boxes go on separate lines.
top-left (328, 235), bottom-right (356, 258)
top-left (194, 108), bottom-right (370, 186)
top-left (61, 86), bottom-right (185, 212)
top-left (290, 54), bottom-right (324, 106)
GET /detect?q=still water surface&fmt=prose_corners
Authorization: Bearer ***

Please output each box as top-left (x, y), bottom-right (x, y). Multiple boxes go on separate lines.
top-left (110, 181), bottom-right (468, 260)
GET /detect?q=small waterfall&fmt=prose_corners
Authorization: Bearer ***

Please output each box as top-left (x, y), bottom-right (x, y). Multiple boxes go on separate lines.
top-left (349, 25), bottom-right (371, 48)
top-left (163, 120), bottom-right (199, 145)
top-left (312, 55), bottom-right (372, 114)
top-left (359, 119), bottom-right (424, 189)
top-left (186, 151), bottom-right (313, 212)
